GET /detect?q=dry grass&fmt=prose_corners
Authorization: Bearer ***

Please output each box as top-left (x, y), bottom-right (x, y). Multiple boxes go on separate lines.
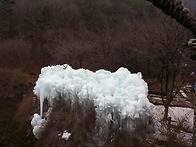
top-left (14, 91), bottom-right (38, 146)
top-left (0, 86), bottom-right (36, 146)
top-left (154, 115), bottom-right (193, 147)
top-left (0, 37), bottom-right (32, 68)
top-left (35, 97), bottom-right (155, 146)
top-left (36, 98), bottom-right (96, 146)
top-left (0, 68), bottom-right (29, 100)
top-left (0, 100), bottom-right (23, 146)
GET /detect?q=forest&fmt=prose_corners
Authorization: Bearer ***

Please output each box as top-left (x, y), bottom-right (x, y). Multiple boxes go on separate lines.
top-left (0, 0), bottom-right (196, 146)
top-left (0, 0), bottom-right (194, 75)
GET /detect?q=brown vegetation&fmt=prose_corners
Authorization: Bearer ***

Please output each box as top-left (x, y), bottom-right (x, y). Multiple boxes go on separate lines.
top-left (0, 37), bottom-right (32, 68)
top-left (0, 68), bottom-right (29, 100)
top-left (0, 0), bottom-right (194, 75)
top-left (36, 98), bottom-right (154, 147)
top-left (14, 91), bottom-right (38, 146)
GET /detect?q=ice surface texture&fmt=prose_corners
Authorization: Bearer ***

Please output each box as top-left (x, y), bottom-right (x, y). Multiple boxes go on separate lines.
top-left (32, 64), bottom-right (153, 138)
top-left (34, 64), bottom-right (152, 118)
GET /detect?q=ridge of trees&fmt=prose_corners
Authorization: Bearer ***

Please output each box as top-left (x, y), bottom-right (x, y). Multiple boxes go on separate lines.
top-left (0, 0), bottom-right (193, 74)
top-left (0, 0), bottom-right (157, 38)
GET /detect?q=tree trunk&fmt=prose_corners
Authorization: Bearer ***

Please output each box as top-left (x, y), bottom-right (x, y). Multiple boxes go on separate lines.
top-left (163, 104), bottom-right (169, 121)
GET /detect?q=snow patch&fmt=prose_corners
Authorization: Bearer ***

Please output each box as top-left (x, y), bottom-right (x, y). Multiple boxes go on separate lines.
top-left (152, 106), bottom-right (193, 146)
top-left (62, 130), bottom-right (71, 140)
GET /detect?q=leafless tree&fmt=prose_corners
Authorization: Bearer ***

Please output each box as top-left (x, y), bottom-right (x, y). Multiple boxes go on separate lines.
top-left (150, 17), bottom-right (192, 120)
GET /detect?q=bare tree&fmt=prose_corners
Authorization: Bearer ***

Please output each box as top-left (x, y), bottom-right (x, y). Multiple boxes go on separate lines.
top-left (138, 11), bottom-right (192, 120)
top-left (151, 17), bottom-right (192, 120)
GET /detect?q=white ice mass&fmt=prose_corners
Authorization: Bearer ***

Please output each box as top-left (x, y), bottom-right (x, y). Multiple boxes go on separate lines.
top-left (31, 113), bottom-right (46, 138)
top-left (31, 64), bottom-right (153, 138)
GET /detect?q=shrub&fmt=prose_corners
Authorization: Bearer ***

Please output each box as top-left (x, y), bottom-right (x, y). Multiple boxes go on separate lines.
top-left (15, 91), bottom-right (37, 146)
top-left (0, 84), bottom-right (35, 146)
top-left (0, 68), bottom-right (29, 100)
top-left (35, 97), bottom-right (154, 146)
top-left (154, 113), bottom-right (193, 147)
top-left (0, 100), bottom-right (22, 146)
top-left (0, 37), bottom-right (32, 68)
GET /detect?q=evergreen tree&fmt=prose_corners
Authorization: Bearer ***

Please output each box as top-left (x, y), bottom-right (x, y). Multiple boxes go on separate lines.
top-left (37, 6), bottom-right (51, 30)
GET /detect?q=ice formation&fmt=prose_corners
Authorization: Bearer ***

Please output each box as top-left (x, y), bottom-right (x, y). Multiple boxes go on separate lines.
top-left (31, 113), bottom-right (46, 138)
top-left (31, 64), bottom-right (153, 138)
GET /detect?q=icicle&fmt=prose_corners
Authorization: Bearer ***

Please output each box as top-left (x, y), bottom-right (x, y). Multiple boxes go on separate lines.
top-left (40, 95), bottom-right (44, 117)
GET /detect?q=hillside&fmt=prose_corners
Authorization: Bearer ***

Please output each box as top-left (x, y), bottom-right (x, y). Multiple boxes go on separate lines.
top-left (0, 0), bottom-right (196, 146)
top-left (0, 0), bottom-right (194, 76)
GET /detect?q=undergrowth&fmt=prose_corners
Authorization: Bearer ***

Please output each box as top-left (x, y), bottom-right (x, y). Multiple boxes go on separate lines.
top-left (35, 97), bottom-right (154, 147)
top-left (0, 100), bottom-right (25, 146)
top-left (0, 68), bottom-right (29, 100)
